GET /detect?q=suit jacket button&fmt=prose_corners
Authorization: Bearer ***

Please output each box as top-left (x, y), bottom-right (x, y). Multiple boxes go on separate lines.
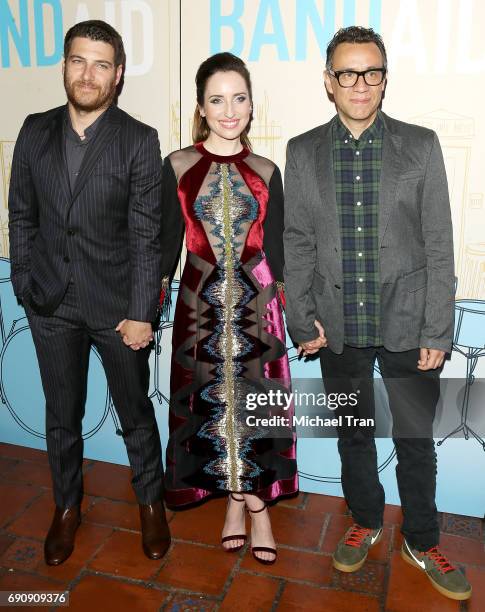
top-left (67, 229), bottom-right (75, 236)
top-left (63, 255), bottom-right (70, 263)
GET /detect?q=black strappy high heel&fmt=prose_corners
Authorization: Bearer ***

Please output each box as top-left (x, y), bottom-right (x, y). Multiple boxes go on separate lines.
top-left (247, 503), bottom-right (277, 565)
top-left (221, 494), bottom-right (247, 552)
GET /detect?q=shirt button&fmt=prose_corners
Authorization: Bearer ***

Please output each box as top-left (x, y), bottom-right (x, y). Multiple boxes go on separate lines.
top-left (63, 255), bottom-right (70, 263)
top-left (356, 175), bottom-right (361, 181)
top-left (358, 252), bottom-right (363, 257)
top-left (359, 278), bottom-right (363, 282)
top-left (356, 201), bottom-right (362, 206)
top-left (359, 302), bottom-right (364, 307)
top-left (355, 151), bottom-right (360, 156)
top-left (369, 139), bottom-right (373, 143)
top-left (344, 139), bottom-right (348, 144)
top-left (357, 227), bottom-right (362, 232)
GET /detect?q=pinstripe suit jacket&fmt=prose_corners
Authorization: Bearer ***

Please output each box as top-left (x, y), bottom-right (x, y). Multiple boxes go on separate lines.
top-left (8, 104), bottom-right (163, 328)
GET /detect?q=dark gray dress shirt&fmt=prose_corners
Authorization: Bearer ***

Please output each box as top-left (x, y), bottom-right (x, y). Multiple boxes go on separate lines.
top-left (64, 108), bottom-right (106, 193)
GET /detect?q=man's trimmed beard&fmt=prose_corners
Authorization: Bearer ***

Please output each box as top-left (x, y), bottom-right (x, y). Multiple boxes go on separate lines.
top-left (64, 72), bottom-right (117, 112)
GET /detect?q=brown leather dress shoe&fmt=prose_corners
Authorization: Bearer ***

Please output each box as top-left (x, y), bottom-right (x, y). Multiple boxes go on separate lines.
top-left (44, 505), bottom-right (81, 566)
top-left (139, 501), bottom-right (171, 560)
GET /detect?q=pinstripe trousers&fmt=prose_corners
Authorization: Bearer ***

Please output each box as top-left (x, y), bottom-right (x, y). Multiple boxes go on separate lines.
top-left (26, 282), bottom-right (164, 508)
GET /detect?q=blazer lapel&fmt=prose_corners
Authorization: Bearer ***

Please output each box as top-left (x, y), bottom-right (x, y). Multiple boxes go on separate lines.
top-left (70, 105), bottom-right (121, 203)
top-left (314, 119), bottom-right (340, 251)
top-left (49, 106), bottom-right (71, 203)
top-left (378, 113), bottom-right (402, 247)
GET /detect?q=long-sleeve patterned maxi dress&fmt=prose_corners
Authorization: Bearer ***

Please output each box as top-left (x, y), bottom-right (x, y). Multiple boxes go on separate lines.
top-left (160, 142), bottom-right (297, 507)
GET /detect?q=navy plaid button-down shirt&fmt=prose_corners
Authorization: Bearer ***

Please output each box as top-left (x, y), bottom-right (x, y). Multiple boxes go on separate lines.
top-left (332, 114), bottom-right (384, 347)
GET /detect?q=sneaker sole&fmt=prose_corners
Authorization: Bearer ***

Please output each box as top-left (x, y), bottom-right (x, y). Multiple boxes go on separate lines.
top-left (332, 530), bottom-right (382, 573)
top-left (400, 547), bottom-right (472, 601)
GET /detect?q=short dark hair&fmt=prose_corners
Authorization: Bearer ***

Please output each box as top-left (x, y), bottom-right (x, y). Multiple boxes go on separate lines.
top-left (64, 20), bottom-right (126, 68)
top-left (326, 26), bottom-right (387, 71)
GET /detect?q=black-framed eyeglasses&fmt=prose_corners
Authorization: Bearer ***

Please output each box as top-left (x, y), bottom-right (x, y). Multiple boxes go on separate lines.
top-left (329, 68), bottom-right (386, 87)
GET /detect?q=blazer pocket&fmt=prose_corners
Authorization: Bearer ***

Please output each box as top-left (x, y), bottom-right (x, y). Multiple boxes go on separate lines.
top-left (311, 271), bottom-right (327, 295)
top-left (403, 266), bottom-right (427, 292)
top-left (110, 249), bottom-right (129, 265)
top-left (92, 164), bottom-right (128, 176)
top-left (399, 169), bottom-right (424, 182)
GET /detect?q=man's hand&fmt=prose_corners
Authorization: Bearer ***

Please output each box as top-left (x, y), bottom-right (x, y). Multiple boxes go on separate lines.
top-left (116, 319), bottom-right (153, 351)
top-left (297, 320), bottom-right (328, 356)
top-left (417, 348), bottom-right (445, 371)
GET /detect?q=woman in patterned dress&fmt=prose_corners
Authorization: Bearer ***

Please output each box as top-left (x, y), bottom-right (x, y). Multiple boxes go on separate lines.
top-left (160, 53), bottom-right (297, 564)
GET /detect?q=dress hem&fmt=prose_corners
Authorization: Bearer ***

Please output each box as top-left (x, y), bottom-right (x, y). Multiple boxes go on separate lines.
top-left (165, 475), bottom-right (299, 509)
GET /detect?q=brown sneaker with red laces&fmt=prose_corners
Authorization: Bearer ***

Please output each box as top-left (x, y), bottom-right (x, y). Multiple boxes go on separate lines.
top-left (332, 524), bottom-right (383, 572)
top-left (401, 539), bottom-right (472, 600)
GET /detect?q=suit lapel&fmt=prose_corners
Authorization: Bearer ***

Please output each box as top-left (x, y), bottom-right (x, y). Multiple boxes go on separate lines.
top-left (49, 106), bottom-right (71, 203)
top-left (70, 105), bottom-right (122, 203)
top-left (314, 119), bottom-right (340, 250)
top-left (378, 113), bottom-right (402, 247)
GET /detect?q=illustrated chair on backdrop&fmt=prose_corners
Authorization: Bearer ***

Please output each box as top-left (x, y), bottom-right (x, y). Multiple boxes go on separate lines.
top-left (437, 297), bottom-right (485, 451)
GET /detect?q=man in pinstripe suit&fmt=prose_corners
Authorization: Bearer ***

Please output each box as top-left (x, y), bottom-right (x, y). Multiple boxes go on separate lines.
top-left (8, 21), bottom-right (170, 565)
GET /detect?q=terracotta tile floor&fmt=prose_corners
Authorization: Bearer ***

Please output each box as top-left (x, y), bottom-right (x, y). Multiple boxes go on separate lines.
top-left (0, 441), bottom-right (483, 611)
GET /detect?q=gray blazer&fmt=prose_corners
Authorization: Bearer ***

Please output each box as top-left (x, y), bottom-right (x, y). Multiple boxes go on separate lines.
top-left (283, 111), bottom-right (455, 354)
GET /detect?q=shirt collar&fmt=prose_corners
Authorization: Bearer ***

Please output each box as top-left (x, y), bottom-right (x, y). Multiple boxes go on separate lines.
top-left (363, 112), bottom-right (383, 142)
top-left (334, 115), bottom-right (351, 142)
top-left (333, 111), bottom-right (383, 144)
top-left (64, 107), bottom-right (107, 144)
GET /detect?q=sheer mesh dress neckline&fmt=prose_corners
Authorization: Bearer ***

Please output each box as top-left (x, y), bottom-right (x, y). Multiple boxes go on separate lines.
top-left (195, 141), bottom-right (250, 163)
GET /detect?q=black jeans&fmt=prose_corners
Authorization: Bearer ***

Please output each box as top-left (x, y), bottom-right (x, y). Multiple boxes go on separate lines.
top-left (320, 345), bottom-right (440, 551)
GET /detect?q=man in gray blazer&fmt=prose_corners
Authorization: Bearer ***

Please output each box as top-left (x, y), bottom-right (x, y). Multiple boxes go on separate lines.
top-left (284, 26), bottom-right (471, 601)
top-left (9, 21), bottom-right (170, 565)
